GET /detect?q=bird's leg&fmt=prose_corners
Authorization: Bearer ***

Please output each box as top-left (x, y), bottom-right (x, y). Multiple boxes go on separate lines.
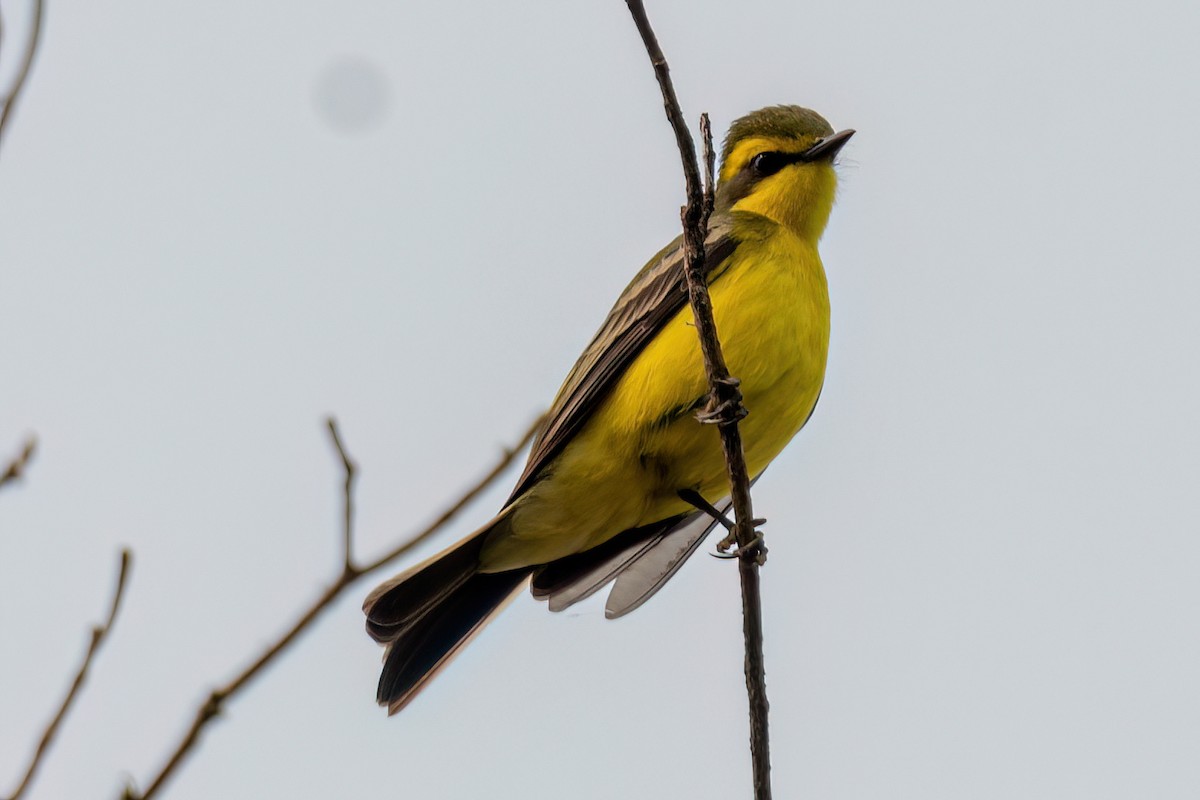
top-left (677, 488), bottom-right (735, 530)
top-left (678, 488), bottom-right (767, 562)
top-left (695, 376), bottom-right (748, 425)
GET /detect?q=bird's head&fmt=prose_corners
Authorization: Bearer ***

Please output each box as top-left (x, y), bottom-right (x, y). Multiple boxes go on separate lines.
top-left (716, 105), bottom-right (854, 243)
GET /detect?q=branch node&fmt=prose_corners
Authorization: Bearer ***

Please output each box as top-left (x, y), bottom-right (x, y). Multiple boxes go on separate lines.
top-left (624, 2), bottom-right (773, 796)
top-left (123, 415), bottom-right (538, 799)
top-left (202, 691), bottom-right (225, 720)
top-left (326, 417), bottom-right (358, 570)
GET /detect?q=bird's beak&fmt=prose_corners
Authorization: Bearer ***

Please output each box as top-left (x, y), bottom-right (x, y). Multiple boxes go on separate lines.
top-left (801, 129), bottom-right (855, 162)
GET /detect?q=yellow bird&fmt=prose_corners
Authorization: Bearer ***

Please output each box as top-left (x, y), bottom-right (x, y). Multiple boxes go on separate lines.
top-left (365, 105), bottom-right (853, 713)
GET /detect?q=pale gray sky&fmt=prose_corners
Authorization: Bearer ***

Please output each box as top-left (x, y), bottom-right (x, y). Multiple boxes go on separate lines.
top-left (3, 0), bottom-right (1199, 798)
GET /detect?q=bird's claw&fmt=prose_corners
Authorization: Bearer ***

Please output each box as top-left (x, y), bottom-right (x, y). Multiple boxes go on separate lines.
top-left (715, 516), bottom-right (766, 549)
top-left (695, 376), bottom-right (747, 425)
top-left (712, 532), bottom-right (767, 564)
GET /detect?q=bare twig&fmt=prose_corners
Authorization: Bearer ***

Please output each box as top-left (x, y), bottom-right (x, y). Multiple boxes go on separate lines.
top-left (0, 437), bottom-right (36, 491)
top-left (327, 419), bottom-right (358, 572)
top-left (623, 2), bottom-right (772, 797)
top-left (700, 112), bottom-right (715, 220)
top-left (0, 0), bottom-right (46, 152)
top-left (121, 415), bottom-right (540, 800)
top-left (355, 414), bottom-right (542, 575)
top-left (4, 550), bottom-right (132, 800)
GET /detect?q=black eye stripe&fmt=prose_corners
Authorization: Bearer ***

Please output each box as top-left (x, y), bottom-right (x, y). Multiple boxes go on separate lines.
top-left (750, 152), bottom-right (785, 177)
top-left (749, 151), bottom-right (802, 178)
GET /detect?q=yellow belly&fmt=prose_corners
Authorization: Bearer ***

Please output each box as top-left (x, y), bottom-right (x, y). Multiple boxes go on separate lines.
top-left (481, 223), bottom-right (830, 571)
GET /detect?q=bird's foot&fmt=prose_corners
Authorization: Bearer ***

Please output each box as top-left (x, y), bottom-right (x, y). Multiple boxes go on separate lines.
top-left (713, 531), bottom-right (768, 565)
top-left (695, 376), bottom-right (748, 425)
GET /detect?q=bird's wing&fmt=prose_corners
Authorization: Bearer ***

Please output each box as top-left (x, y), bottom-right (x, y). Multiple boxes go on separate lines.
top-left (527, 499), bottom-right (730, 617)
top-left (529, 468), bottom-right (763, 616)
top-left (528, 515), bottom-right (690, 610)
top-left (603, 505), bottom-right (727, 618)
top-left (508, 216), bottom-right (739, 501)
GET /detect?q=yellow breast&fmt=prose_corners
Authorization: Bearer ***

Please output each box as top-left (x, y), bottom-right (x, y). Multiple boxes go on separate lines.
top-left (625, 217), bottom-right (829, 508)
top-left (481, 213), bottom-right (830, 571)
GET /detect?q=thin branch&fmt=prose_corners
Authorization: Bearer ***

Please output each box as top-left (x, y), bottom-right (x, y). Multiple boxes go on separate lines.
top-left (0, 0), bottom-right (46, 152)
top-left (356, 413), bottom-right (542, 575)
top-left (121, 415), bottom-right (540, 800)
top-left (623, 2), bottom-right (772, 798)
top-left (700, 112), bottom-right (715, 220)
top-left (4, 550), bottom-right (132, 800)
top-left (624, 0), bottom-right (702, 203)
top-left (327, 418), bottom-right (358, 572)
top-left (0, 437), bottom-right (36, 492)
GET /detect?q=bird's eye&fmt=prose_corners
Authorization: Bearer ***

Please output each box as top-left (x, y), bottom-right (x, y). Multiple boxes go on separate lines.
top-left (750, 151), bottom-right (789, 178)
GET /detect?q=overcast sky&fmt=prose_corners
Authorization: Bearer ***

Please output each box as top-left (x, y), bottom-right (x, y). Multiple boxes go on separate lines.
top-left (3, 0), bottom-right (1199, 798)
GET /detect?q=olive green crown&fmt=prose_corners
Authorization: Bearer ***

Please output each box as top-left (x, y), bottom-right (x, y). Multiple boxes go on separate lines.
top-left (720, 105), bottom-right (834, 165)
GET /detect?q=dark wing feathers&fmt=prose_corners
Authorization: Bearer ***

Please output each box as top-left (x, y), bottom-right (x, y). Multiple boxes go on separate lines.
top-left (530, 516), bottom-right (689, 609)
top-left (604, 502), bottom-right (729, 619)
top-left (508, 218), bottom-right (740, 501)
top-left (530, 499), bottom-right (732, 618)
top-left (366, 220), bottom-right (751, 710)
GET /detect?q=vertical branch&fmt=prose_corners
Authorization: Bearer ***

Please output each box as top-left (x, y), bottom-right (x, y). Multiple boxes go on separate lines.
top-left (623, 2), bottom-right (772, 798)
top-left (326, 419), bottom-right (357, 574)
top-left (3, 550), bottom-right (132, 800)
top-left (0, 0), bottom-right (46, 152)
top-left (699, 112), bottom-right (715, 218)
top-left (623, 1), bottom-right (702, 203)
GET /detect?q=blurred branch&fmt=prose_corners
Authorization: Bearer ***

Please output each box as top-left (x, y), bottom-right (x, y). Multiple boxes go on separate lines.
top-left (355, 416), bottom-right (541, 575)
top-left (326, 419), bottom-right (357, 573)
top-left (3, 550), bottom-right (132, 800)
top-left (623, 2), bottom-right (773, 798)
top-left (121, 414), bottom-right (540, 800)
top-left (0, 437), bottom-right (36, 492)
top-left (0, 0), bottom-right (46, 153)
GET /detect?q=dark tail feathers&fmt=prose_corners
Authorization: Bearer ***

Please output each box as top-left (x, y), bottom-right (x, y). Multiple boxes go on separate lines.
top-left (363, 530), bottom-right (528, 713)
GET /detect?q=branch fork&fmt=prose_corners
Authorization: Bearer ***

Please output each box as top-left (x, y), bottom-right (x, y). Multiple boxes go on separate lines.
top-left (624, 2), bottom-right (774, 797)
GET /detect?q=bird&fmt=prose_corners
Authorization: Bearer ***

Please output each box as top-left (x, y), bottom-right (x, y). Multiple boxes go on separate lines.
top-left (364, 105), bottom-right (853, 713)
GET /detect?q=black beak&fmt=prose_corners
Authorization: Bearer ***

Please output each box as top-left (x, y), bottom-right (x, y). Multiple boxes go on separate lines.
top-left (799, 129), bottom-right (855, 162)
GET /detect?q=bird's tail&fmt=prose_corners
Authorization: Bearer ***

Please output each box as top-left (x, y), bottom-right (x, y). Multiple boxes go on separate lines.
top-left (363, 524), bottom-right (529, 714)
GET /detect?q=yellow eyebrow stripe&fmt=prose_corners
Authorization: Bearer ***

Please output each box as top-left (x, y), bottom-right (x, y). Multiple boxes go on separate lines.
top-left (720, 136), bottom-right (814, 184)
